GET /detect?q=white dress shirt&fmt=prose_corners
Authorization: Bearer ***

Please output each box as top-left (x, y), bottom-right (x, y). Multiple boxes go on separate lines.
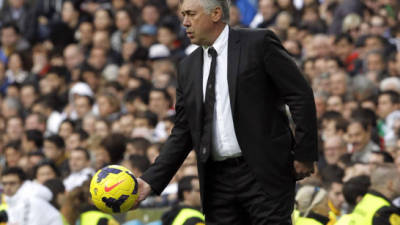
top-left (202, 25), bottom-right (242, 161)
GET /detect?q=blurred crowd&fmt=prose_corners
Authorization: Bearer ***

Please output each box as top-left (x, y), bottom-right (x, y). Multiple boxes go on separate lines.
top-left (0, 0), bottom-right (400, 224)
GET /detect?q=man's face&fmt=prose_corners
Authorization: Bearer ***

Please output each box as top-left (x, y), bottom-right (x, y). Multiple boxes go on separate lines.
top-left (378, 94), bottom-right (397, 119)
top-left (6, 118), bottom-right (24, 141)
top-left (43, 141), bottom-right (62, 161)
top-left (335, 39), bottom-right (352, 61)
top-left (1, 28), bottom-right (18, 48)
top-left (149, 91), bottom-right (169, 117)
top-left (69, 150), bottom-right (89, 173)
top-left (324, 138), bottom-right (347, 165)
top-left (180, 0), bottom-right (215, 46)
top-left (74, 96), bottom-right (91, 118)
top-left (367, 53), bottom-right (384, 72)
top-left (20, 86), bottom-right (37, 109)
top-left (347, 122), bottom-right (370, 153)
top-left (330, 73), bottom-right (347, 96)
top-left (1, 174), bottom-right (22, 197)
top-left (328, 182), bottom-right (344, 209)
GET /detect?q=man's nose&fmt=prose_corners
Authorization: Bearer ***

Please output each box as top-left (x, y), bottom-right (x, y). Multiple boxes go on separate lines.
top-left (183, 17), bottom-right (190, 27)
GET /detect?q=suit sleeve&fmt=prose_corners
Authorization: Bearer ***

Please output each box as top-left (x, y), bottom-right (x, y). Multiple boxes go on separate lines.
top-left (141, 64), bottom-right (193, 195)
top-left (262, 30), bottom-right (318, 162)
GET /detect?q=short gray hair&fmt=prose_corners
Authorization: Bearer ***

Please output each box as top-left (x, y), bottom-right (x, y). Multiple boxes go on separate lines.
top-left (202, 0), bottom-right (230, 23)
top-left (180, 0), bottom-right (230, 23)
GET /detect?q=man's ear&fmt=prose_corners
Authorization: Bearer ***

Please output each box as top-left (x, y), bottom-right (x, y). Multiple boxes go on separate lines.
top-left (210, 6), bottom-right (223, 22)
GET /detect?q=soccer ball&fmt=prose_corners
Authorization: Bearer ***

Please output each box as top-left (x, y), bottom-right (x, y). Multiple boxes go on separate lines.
top-left (90, 165), bottom-right (139, 214)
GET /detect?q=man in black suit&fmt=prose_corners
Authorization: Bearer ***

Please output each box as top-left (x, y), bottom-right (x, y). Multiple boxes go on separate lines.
top-left (136, 0), bottom-right (318, 224)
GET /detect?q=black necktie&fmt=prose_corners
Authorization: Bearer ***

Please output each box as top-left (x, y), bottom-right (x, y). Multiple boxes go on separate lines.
top-left (200, 47), bottom-right (217, 161)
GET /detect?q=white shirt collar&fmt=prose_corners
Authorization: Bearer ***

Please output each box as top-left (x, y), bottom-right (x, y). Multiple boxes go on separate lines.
top-left (203, 25), bottom-right (229, 56)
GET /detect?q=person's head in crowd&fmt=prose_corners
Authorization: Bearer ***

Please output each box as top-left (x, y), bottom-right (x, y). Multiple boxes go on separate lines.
top-left (88, 47), bottom-right (108, 72)
top-left (365, 50), bottom-right (386, 74)
top-left (323, 135), bottom-right (347, 166)
top-left (283, 39), bottom-right (302, 60)
top-left (295, 185), bottom-right (329, 218)
top-left (22, 129), bottom-right (43, 154)
top-left (163, 114), bottom-right (175, 136)
top-left (342, 13), bottom-right (361, 41)
top-left (8, 51), bottom-right (26, 74)
top-left (363, 35), bottom-right (385, 53)
top-left (258, 0), bottom-right (278, 23)
top-left (69, 147), bottom-right (91, 173)
top-left (4, 140), bottom-right (22, 168)
top-left (33, 160), bottom-right (60, 184)
top-left (78, 21), bottom-right (94, 48)
top-left (115, 8), bottom-right (135, 34)
top-left (369, 15), bottom-right (386, 36)
top-left (320, 111), bottom-right (347, 140)
top-left (352, 75), bottom-right (377, 103)
top-left (0, 23), bottom-right (20, 50)
top-left (94, 8), bottom-right (114, 32)
top-left (25, 113), bottom-right (46, 133)
top-left (377, 90), bottom-right (399, 119)
top-left (27, 151), bottom-right (45, 170)
top-left (45, 66), bottom-right (69, 94)
top-left (6, 116), bottom-right (24, 141)
top-left (101, 133), bottom-right (126, 164)
top-left (342, 175), bottom-right (370, 208)
top-left (141, 3), bottom-right (160, 25)
top-left (92, 30), bottom-right (111, 51)
top-left (6, 83), bottom-right (20, 99)
top-left (1, 167), bottom-right (26, 197)
top-left (346, 118), bottom-right (373, 154)
top-left (139, 24), bottom-right (158, 48)
top-left (94, 119), bottom-right (111, 138)
top-left (79, 65), bottom-right (100, 93)
top-left (370, 164), bottom-right (400, 200)
top-left (133, 110), bottom-right (158, 131)
top-left (228, 4), bottom-right (242, 28)
top-left (275, 11), bottom-right (292, 31)
top-left (387, 52), bottom-right (399, 77)
top-left (314, 92), bottom-right (327, 119)
top-left (326, 95), bottom-right (344, 113)
top-left (20, 82), bottom-right (39, 110)
top-left (177, 176), bottom-right (201, 208)
top-left (122, 154), bottom-right (150, 177)
top-left (62, 180), bottom-right (92, 225)
top-left (149, 88), bottom-right (172, 120)
top-left (329, 70), bottom-right (349, 97)
top-left (135, 64), bottom-right (153, 81)
top-left (104, 81), bottom-right (125, 101)
top-left (43, 135), bottom-right (66, 165)
top-left (117, 63), bottom-right (133, 88)
top-left (43, 179), bottom-right (66, 210)
top-left (61, 0), bottom-right (80, 28)
top-left (73, 95), bottom-right (94, 119)
top-left (63, 44), bottom-right (85, 71)
top-left (58, 119), bottom-right (76, 140)
top-left (1, 97), bottom-right (21, 119)
top-left (96, 92), bottom-right (120, 120)
top-left (112, 0), bottom-right (127, 10)
top-left (157, 22), bottom-right (178, 50)
top-left (66, 129), bottom-right (89, 153)
top-left (369, 151), bottom-right (394, 164)
top-left (147, 142), bottom-right (162, 164)
top-left (321, 165), bottom-right (345, 212)
top-left (125, 137), bottom-right (150, 158)
top-left (82, 114), bottom-right (96, 135)
top-left (119, 113), bottom-right (135, 136)
top-left (334, 33), bottom-right (355, 63)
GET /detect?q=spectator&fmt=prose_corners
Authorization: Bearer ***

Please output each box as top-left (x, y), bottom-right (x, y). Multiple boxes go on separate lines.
top-left (63, 148), bottom-right (94, 191)
top-left (33, 160), bottom-right (60, 184)
top-left (43, 135), bottom-right (68, 176)
top-left (21, 129), bottom-right (43, 154)
top-left (1, 167), bottom-right (63, 225)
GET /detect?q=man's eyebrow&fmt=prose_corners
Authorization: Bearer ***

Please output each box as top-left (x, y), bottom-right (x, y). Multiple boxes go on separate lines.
top-left (181, 10), bottom-right (195, 14)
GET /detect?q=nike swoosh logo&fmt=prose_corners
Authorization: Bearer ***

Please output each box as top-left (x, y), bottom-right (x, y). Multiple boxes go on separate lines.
top-left (104, 179), bottom-right (125, 192)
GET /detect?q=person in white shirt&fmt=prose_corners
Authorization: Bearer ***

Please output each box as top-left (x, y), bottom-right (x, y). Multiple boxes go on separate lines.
top-left (1, 167), bottom-right (63, 225)
top-left (63, 148), bottom-right (95, 192)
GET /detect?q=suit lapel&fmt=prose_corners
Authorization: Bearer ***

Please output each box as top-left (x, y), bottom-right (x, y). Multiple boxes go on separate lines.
top-left (227, 28), bottom-right (241, 116)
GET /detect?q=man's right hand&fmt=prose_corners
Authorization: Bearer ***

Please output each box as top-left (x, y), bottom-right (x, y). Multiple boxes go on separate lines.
top-left (131, 178), bottom-right (152, 210)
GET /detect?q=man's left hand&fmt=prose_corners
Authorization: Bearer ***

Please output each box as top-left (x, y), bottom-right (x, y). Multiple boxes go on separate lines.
top-left (293, 160), bottom-right (315, 181)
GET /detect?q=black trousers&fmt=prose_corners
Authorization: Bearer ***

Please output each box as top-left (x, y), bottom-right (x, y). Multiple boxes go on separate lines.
top-left (203, 157), bottom-right (294, 225)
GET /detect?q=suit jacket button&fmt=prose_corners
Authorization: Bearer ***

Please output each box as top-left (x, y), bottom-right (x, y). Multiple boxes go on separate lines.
top-left (202, 147), bottom-right (207, 154)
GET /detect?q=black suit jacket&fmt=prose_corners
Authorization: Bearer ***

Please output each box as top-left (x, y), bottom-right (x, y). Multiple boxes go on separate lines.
top-left (142, 27), bottom-right (318, 203)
